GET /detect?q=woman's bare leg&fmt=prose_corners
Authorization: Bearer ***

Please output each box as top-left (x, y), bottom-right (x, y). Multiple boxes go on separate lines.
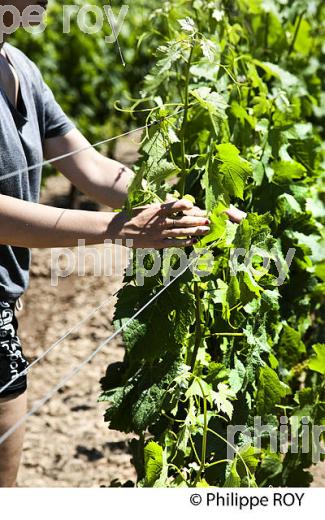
top-left (0, 391), bottom-right (27, 487)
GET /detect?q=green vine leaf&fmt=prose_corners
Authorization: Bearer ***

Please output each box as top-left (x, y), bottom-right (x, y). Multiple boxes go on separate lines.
top-left (214, 143), bottom-right (252, 199)
top-left (256, 365), bottom-right (288, 415)
top-left (308, 344), bottom-right (325, 375)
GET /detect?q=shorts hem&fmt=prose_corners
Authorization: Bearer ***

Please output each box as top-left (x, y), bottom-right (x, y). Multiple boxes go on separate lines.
top-left (0, 382), bottom-right (27, 398)
top-left (0, 295), bottom-right (22, 304)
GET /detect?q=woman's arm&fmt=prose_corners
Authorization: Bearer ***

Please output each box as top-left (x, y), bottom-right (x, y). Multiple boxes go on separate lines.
top-left (43, 129), bottom-right (247, 223)
top-left (0, 195), bottom-right (211, 249)
top-left (43, 128), bottom-right (134, 209)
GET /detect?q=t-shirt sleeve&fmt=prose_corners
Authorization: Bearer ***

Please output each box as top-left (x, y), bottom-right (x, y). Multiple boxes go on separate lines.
top-left (41, 79), bottom-right (75, 140)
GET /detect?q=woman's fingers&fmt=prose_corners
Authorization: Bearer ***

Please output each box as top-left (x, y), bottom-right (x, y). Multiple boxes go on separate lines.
top-left (123, 199), bottom-right (212, 249)
top-left (225, 204), bottom-right (247, 223)
top-left (159, 199), bottom-right (194, 216)
top-left (164, 215), bottom-right (210, 228)
top-left (183, 205), bottom-right (207, 218)
top-left (163, 194), bottom-right (207, 217)
top-left (123, 199), bottom-right (247, 249)
top-left (160, 200), bottom-right (245, 225)
top-left (161, 226), bottom-right (210, 238)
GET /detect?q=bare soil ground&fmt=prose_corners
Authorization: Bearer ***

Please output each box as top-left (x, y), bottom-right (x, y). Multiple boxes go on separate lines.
top-left (18, 139), bottom-right (139, 487)
top-left (16, 140), bottom-right (325, 487)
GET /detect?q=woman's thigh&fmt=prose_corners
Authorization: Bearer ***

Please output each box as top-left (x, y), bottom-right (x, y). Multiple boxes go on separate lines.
top-left (0, 300), bottom-right (29, 486)
top-left (0, 391), bottom-right (27, 487)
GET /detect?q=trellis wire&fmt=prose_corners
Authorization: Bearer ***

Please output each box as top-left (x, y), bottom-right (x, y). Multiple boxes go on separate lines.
top-left (0, 105), bottom-right (189, 393)
top-left (0, 254), bottom-right (197, 446)
top-left (0, 103), bottom-right (200, 443)
top-left (0, 287), bottom-right (125, 396)
top-left (0, 108), bottom-right (186, 183)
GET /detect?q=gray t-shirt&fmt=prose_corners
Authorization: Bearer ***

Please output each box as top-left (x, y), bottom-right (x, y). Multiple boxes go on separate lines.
top-left (0, 43), bottom-right (75, 301)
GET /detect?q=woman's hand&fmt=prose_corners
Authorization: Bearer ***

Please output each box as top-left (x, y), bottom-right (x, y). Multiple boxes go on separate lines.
top-left (107, 199), bottom-right (211, 249)
top-left (164, 194), bottom-right (247, 224)
top-left (225, 204), bottom-right (247, 223)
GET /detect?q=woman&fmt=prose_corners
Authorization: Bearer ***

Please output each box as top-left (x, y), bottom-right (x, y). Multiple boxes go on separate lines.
top-left (0, 1), bottom-right (245, 487)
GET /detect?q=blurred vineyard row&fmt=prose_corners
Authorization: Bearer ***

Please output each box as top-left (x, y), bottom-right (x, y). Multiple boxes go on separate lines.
top-left (12, 0), bottom-right (161, 150)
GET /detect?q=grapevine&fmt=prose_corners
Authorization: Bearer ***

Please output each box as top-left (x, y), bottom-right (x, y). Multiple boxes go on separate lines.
top-left (100, 0), bottom-right (325, 488)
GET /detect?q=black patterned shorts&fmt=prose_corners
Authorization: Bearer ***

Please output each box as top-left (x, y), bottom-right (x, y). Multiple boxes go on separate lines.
top-left (0, 300), bottom-right (28, 397)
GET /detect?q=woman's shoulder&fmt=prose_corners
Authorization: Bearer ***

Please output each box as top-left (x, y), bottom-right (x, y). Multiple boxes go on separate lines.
top-left (4, 43), bottom-right (43, 82)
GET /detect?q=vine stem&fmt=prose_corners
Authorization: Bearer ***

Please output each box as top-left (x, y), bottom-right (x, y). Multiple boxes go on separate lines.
top-left (167, 463), bottom-right (188, 483)
top-left (206, 428), bottom-right (253, 485)
top-left (201, 393), bottom-right (208, 475)
top-left (288, 11), bottom-right (306, 56)
top-left (204, 332), bottom-right (244, 338)
top-left (193, 379), bottom-right (208, 486)
top-left (189, 429), bottom-right (202, 466)
top-left (179, 44), bottom-right (195, 197)
top-left (264, 13), bottom-right (269, 51)
top-left (190, 282), bottom-right (202, 372)
top-left (205, 458), bottom-right (232, 469)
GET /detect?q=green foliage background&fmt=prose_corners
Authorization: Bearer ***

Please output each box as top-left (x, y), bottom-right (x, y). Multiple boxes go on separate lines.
top-left (98, 0), bottom-right (325, 487)
top-left (11, 0), bottom-right (160, 148)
